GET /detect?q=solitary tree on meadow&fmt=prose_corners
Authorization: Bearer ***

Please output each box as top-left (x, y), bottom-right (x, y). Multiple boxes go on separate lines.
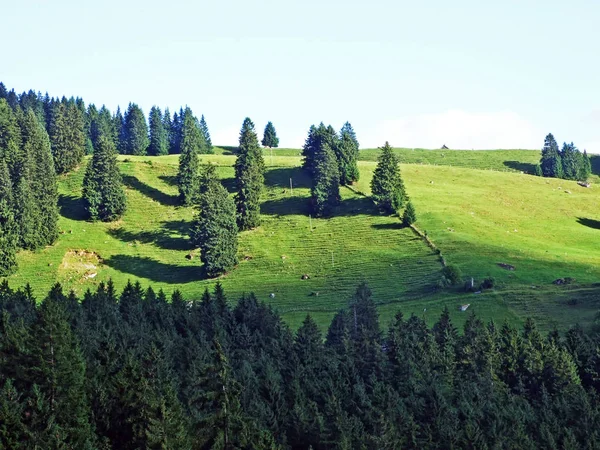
top-left (261, 121), bottom-right (279, 148)
top-left (177, 108), bottom-right (202, 205)
top-left (82, 134), bottom-right (126, 221)
top-left (235, 118), bottom-right (264, 230)
top-left (370, 142), bottom-right (406, 214)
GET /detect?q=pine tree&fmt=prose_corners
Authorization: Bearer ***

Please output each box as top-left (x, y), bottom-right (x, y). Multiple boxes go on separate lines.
top-left (261, 121), bottom-right (279, 148)
top-left (235, 117), bottom-right (265, 230)
top-left (148, 106), bottom-right (168, 156)
top-left (336, 122), bottom-right (360, 185)
top-left (402, 201), bottom-right (416, 227)
top-left (177, 108), bottom-right (202, 205)
top-left (170, 110), bottom-right (182, 154)
top-left (48, 99), bottom-right (85, 174)
top-left (114, 106), bottom-right (126, 154)
top-left (371, 142), bottom-right (406, 214)
top-left (561, 142), bottom-right (580, 180)
top-left (0, 99), bottom-right (23, 179)
top-left (0, 159), bottom-right (17, 275)
top-left (19, 109), bottom-right (59, 247)
top-left (190, 178), bottom-right (238, 278)
top-left (302, 123), bottom-right (338, 176)
top-left (163, 107), bottom-right (173, 153)
top-left (580, 150), bottom-right (592, 181)
top-left (199, 114), bottom-right (213, 154)
top-left (540, 133), bottom-right (562, 178)
top-left (311, 142), bottom-right (340, 217)
top-left (82, 134), bottom-right (126, 221)
top-left (123, 103), bottom-right (149, 155)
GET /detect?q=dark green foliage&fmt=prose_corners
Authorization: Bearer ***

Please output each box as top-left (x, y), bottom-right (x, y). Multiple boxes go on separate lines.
top-left (147, 106), bottom-right (168, 156)
top-left (561, 142), bottom-right (580, 180)
top-left (301, 123), bottom-right (338, 176)
top-left (540, 133), bottom-right (562, 178)
top-left (170, 110), bottom-right (182, 154)
top-left (199, 114), bottom-right (213, 154)
top-left (442, 264), bottom-right (462, 285)
top-left (581, 150), bottom-right (592, 181)
top-left (235, 117), bottom-right (265, 230)
top-left (48, 99), bottom-right (86, 174)
top-left (162, 107), bottom-right (173, 153)
top-left (0, 99), bottom-right (23, 177)
top-left (176, 108), bottom-right (202, 205)
top-left (402, 200), bottom-right (417, 226)
top-left (114, 106), bottom-right (126, 154)
top-left (371, 141), bottom-right (406, 214)
top-left (261, 121), bottom-right (279, 148)
top-left (123, 103), bottom-right (149, 155)
top-left (336, 121), bottom-right (360, 184)
top-left (82, 135), bottom-right (126, 221)
top-left (534, 163), bottom-right (542, 176)
top-left (310, 142), bottom-right (340, 217)
top-left (190, 178), bottom-right (238, 277)
top-left (0, 159), bottom-right (17, 275)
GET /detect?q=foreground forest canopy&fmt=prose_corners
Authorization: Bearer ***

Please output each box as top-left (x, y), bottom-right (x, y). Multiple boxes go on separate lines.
top-left (2, 281), bottom-right (600, 449)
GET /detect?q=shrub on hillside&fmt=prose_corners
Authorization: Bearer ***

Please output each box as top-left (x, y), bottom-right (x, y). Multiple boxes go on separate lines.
top-left (442, 265), bottom-right (462, 285)
top-left (480, 276), bottom-right (495, 290)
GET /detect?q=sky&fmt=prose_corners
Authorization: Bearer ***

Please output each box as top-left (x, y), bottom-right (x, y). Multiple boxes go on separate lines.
top-left (2, 0), bottom-right (599, 151)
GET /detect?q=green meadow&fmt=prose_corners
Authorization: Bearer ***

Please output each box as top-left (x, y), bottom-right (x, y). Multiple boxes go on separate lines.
top-left (6, 149), bottom-right (600, 331)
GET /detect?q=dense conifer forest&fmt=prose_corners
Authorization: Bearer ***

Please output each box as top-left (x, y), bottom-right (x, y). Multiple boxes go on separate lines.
top-left (2, 280), bottom-right (600, 449)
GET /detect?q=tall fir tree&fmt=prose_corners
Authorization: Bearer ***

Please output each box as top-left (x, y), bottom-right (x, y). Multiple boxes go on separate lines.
top-left (19, 109), bottom-right (59, 247)
top-left (335, 121), bottom-right (360, 185)
top-left (148, 106), bottom-right (168, 156)
top-left (48, 99), bottom-right (85, 174)
top-left (114, 106), bottom-right (127, 154)
top-left (539, 133), bottom-right (562, 178)
top-left (580, 149), bottom-right (592, 181)
top-left (402, 200), bottom-right (417, 227)
top-left (170, 110), bottom-right (182, 154)
top-left (123, 103), bottom-right (149, 155)
top-left (0, 159), bottom-right (17, 275)
top-left (199, 114), bottom-right (213, 154)
top-left (177, 108), bottom-right (202, 205)
top-left (190, 178), bottom-right (238, 277)
top-left (162, 107), bottom-right (173, 153)
top-left (561, 142), bottom-right (580, 180)
top-left (235, 117), bottom-right (265, 230)
top-left (370, 141), bottom-right (406, 214)
top-left (311, 142), bottom-right (340, 217)
top-left (301, 123), bottom-right (338, 176)
top-left (261, 121), bottom-right (279, 148)
top-left (82, 134), bottom-right (126, 221)
top-left (0, 99), bottom-right (24, 179)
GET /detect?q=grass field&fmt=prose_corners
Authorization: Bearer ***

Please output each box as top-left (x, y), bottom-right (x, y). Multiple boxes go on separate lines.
top-left (5, 149), bottom-right (600, 331)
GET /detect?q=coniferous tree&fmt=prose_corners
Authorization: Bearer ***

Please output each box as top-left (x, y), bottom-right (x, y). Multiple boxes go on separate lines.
top-left (580, 150), bottom-right (592, 181)
top-left (336, 121), bottom-right (360, 185)
top-left (0, 159), bottom-right (17, 275)
top-left (311, 142), bottom-right (340, 217)
top-left (48, 100), bottom-right (85, 174)
top-left (261, 121), bottom-right (279, 148)
top-left (123, 103), bottom-right (149, 155)
top-left (540, 133), bottom-right (562, 178)
top-left (177, 108), bottom-right (202, 205)
top-left (561, 142), bottom-right (580, 180)
top-left (148, 106), bottom-right (168, 156)
top-left (170, 111), bottom-right (182, 154)
top-left (163, 107), bottom-right (173, 153)
top-left (402, 200), bottom-right (417, 227)
top-left (82, 134), bottom-right (126, 221)
top-left (114, 106), bottom-right (126, 154)
top-left (19, 109), bottom-right (59, 247)
top-left (190, 177), bottom-right (238, 277)
top-left (235, 117), bottom-right (265, 230)
top-left (302, 123), bottom-right (338, 176)
top-left (199, 114), bottom-right (213, 154)
top-left (371, 141), bottom-right (406, 214)
top-left (0, 99), bottom-right (23, 179)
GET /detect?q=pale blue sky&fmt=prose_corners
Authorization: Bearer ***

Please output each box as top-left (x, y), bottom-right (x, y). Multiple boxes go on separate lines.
top-left (3, 0), bottom-right (599, 150)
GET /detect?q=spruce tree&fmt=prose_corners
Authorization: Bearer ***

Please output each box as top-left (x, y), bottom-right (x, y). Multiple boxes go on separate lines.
top-left (0, 159), bottom-right (17, 275)
top-left (402, 200), bottom-right (417, 227)
top-left (311, 142), bottom-right (340, 217)
top-left (82, 134), bottom-right (126, 221)
top-left (561, 142), bottom-right (581, 181)
top-left (177, 108), bottom-right (202, 205)
top-left (163, 107), bottom-right (173, 153)
top-left (261, 121), bottom-right (279, 148)
top-left (336, 121), bottom-right (360, 185)
top-left (371, 141), bottom-right (406, 214)
top-left (170, 110), bottom-right (182, 154)
top-left (580, 150), bottom-right (592, 181)
top-left (0, 99), bottom-right (23, 179)
top-left (190, 178), bottom-right (238, 277)
top-left (48, 100), bottom-right (85, 174)
top-left (148, 106), bottom-right (168, 156)
top-left (235, 117), bottom-right (265, 230)
top-left (114, 106), bottom-right (126, 154)
top-left (123, 103), bottom-right (149, 155)
top-left (19, 109), bottom-right (59, 247)
top-left (199, 114), bottom-right (213, 154)
top-left (540, 133), bottom-right (562, 178)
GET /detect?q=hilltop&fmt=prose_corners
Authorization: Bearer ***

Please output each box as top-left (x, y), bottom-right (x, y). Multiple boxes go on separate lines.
top-left (5, 147), bottom-right (600, 330)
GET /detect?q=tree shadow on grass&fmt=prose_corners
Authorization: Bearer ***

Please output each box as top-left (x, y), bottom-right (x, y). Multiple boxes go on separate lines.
top-left (158, 175), bottom-right (177, 186)
top-left (122, 175), bottom-right (179, 207)
top-left (371, 222), bottom-right (403, 230)
top-left (104, 254), bottom-right (203, 284)
top-left (108, 220), bottom-right (192, 251)
top-left (58, 194), bottom-right (87, 221)
top-left (261, 195), bottom-right (380, 217)
top-left (503, 161), bottom-right (537, 174)
top-left (264, 167), bottom-right (311, 189)
top-left (577, 217), bottom-right (600, 230)
top-left (220, 177), bottom-right (237, 194)
top-left (218, 146), bottom-right (238, 155)
top-left (333, 196), bottom-right (380, 217)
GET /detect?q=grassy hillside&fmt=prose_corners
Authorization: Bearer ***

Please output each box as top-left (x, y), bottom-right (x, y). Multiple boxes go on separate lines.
top-left (5, 150), bottom-right (600, 331)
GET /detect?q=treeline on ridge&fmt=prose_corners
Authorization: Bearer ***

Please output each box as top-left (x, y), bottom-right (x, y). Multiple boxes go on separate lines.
top-left (2, 280), bottom-right (600, 448)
